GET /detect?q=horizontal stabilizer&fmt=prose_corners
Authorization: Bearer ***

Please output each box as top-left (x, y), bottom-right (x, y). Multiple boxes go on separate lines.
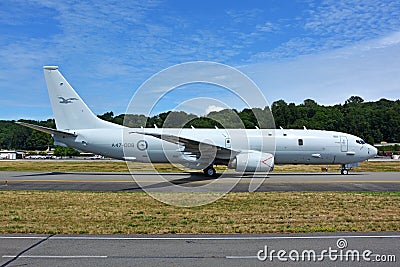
top-left (16, 122), bottom-right (77, 137)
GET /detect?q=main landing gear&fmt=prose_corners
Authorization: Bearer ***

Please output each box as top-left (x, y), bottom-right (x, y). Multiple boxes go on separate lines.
top-left (203, 165), bottom-right (217, 177)
top-left (340, 164), bottom-right (349, 175)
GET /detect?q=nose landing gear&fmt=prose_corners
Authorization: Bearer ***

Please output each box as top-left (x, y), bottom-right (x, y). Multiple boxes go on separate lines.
top-left (340, 164), bottom-right (349, 175)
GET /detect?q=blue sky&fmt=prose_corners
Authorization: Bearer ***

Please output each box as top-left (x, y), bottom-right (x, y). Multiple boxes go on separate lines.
top-left (0, 0), bottom-right (399, 120)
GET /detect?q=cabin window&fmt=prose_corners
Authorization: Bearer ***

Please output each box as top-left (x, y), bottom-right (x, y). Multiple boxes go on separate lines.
top-left (298, 139), bottom-right (303, 146)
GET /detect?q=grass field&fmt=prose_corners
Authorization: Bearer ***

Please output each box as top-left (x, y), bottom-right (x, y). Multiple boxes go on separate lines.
top-left (0, 160), bottom-right (399, 173)
top-left (0, 191), bottom-right (399, 234)
top-left (1, 160), bottom-right (399, 234)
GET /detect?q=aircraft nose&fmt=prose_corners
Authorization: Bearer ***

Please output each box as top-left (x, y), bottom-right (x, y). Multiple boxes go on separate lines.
top-left (369, 145), bottom-right (378, 156)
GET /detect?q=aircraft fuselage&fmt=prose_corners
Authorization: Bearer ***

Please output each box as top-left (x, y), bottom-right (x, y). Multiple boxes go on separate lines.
top-left (55, 127), bottom-right (376, 166)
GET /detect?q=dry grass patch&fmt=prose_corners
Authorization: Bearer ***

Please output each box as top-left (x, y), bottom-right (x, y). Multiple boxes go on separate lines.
top-left (0, 161), bottom-right (187, 173)
top-left (352, 161), bottom-right (400, 172)
top-left (0, 191), bottom-right (399, 234)
top-left (273, 161), bottom-right (400, 173)
top-left (0, 160), bottom-right (129, 172)
top-left (0, 160), bottom-right (399, 173)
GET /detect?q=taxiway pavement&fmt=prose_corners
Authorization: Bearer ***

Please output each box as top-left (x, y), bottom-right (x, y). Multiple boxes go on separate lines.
top-left (1, 233), bottom-right (398, 267)
top-left (0, 171), bottom-right (399, 192)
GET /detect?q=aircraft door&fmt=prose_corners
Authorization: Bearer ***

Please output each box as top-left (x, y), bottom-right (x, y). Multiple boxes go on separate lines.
top-left (340, 136), bottom-right (348, 152)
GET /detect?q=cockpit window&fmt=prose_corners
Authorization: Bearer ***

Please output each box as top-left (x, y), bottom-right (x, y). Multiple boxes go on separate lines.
top-left (356, 139), bottom-right (366, 144)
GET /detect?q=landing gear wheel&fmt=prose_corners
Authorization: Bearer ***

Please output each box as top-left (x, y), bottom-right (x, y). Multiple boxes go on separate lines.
top-left (203, 166), bottom-right (217, 177)
top-left (341, 169), bottom-right (348, 175)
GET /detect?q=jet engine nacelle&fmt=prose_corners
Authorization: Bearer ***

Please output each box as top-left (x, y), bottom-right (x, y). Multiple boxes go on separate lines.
top-left (230, 151), bottom-right (274, 173)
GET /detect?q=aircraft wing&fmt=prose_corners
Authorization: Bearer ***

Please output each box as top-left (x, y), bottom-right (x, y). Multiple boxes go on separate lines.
top-left (130, 131), bottom-right (236, 160)
top-left (16, 122), bottom-right (77, 137)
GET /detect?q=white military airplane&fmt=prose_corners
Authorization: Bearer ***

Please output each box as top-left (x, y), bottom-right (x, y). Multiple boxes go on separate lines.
top-left (18, 66), bottom-right (377, 176)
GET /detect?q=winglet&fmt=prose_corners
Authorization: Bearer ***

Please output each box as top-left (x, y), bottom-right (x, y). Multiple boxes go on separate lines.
top-left (43, 66), bottom-right (59, 70)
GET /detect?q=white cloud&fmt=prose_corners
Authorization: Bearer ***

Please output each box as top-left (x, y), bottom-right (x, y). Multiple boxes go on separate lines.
top-left (304, 0), bottom-right (400, 38)
top-left (1, 0), bottom-right (399, 119)
top-left (256, 22), bottom-right (278, 33)
top-left (253, 0), bottom-right (400, 60)
top-left (226, 9), bottom-right (263, 23)
top-left (205, 105), bottom-right (224, 115)
top-left (243, 32), bottom-right (400, 105)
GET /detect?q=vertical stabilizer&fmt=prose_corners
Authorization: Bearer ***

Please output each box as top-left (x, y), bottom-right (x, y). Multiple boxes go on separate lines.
top-left (43, 66), bottom-right (118, 130)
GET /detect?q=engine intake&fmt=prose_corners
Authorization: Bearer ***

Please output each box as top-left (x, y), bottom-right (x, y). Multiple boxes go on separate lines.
top-left (230, 151), bottom-right (274, 173)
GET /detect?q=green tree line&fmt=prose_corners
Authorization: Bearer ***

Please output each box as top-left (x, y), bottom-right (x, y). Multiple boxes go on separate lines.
top-left (271, 96), bottom-right (400, 144)
top-left (1, 96), bottom-right (399, 150)
top-left (0, 119), bottom-right (54, 150)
